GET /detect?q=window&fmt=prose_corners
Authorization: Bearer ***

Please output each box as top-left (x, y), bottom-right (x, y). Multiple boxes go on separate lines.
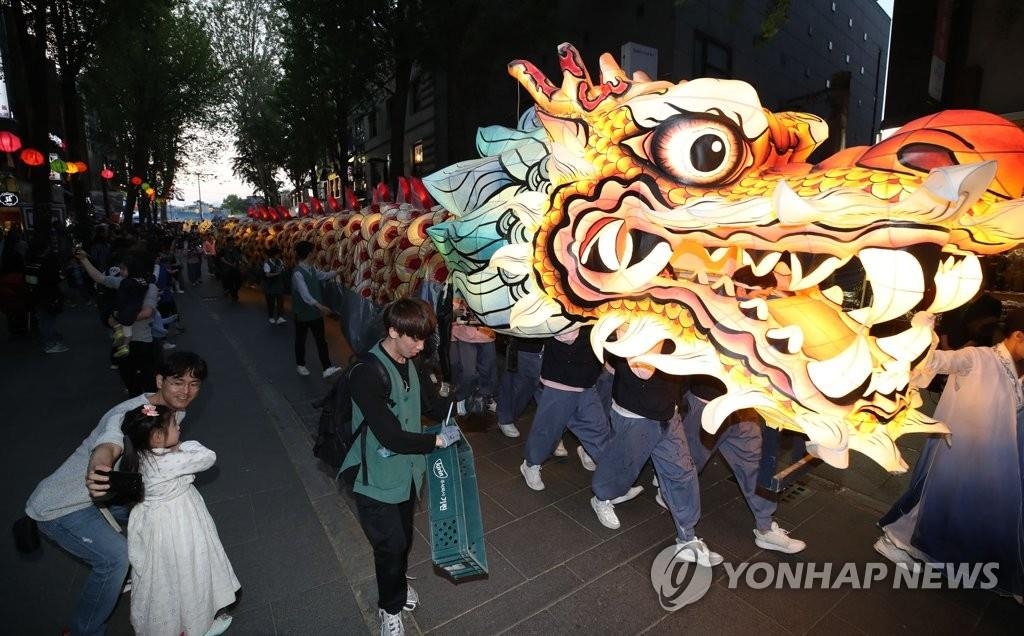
top-left (694, 31), bottom-right (732, 78)
top-left (412, 142), bottom-right (424, 165)
top-left (368, 110), bottom-right (378, 138)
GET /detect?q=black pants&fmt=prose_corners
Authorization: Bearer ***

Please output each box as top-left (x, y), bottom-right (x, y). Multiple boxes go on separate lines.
top-left (294, 316), bottom-right (331, 367)
top-left (265, 293), bottom-right (284, 320)
top-left (118, 340), bottom-right (157, 396)
top-left (354, 486), bottom-right (416, 614)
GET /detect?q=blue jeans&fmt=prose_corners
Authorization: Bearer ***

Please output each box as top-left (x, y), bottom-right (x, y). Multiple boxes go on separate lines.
top-left (524, 384), bottom-right (610, 466)
top-left (594, 410), bottom-right (701, 541)
top-left (496, 349), bottom-right (542, 426)
top-left (37, 505), bottom-right (130, 636)
top-left (451, 339), bottom-right (498, 402)
top-left (36, 309), bottom-right (59, 347)
top-left (683, 392), bottom-right (776, 531)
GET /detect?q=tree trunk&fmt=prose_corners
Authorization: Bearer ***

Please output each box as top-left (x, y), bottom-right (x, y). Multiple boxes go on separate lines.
top-left (60, 64), bottom-right (90, 227)
top-left (387, 56), bottom-right (413, 194)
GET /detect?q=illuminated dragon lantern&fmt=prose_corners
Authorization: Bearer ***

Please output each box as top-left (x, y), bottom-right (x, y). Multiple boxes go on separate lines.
top-left (423, 43), bottom-right (1024, 472)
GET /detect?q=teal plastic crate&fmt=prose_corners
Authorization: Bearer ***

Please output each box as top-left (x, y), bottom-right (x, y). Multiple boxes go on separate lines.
top-left (425, 425), bottom-right (488, 580)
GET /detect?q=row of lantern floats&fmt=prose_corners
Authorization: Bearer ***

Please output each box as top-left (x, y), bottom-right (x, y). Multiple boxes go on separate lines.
top-left (223, 200), bottom-right (452, 306)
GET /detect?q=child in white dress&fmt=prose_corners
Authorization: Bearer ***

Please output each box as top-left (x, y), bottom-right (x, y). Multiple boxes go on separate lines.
top-left (120, 403), bottom-right (240, 635)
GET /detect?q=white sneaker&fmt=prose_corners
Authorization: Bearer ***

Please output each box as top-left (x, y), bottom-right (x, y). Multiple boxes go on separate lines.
top-left (297, 365), bottom-right (311, 376)
top-left (754, 521), bottom-right (806, 554)
top-left (162, 342), bottom-right (176, 350)
top-left (456, 399), bottom-right (467, 416)
top-left (486, 397), bottom-right (497, 413)
top-left (577, 446), bottom-right (596, 471)
top-left (675, 537), bottom-right (724, 567)
top-left (873, 535), bottom-right (919, 571)
top-left (269, 318), bottom-right (276, 324)
top-left (553, 440), bottom-right (568, 457)
top-left (403, 584), bottom-right (419, 611)
top-left (276, 317), bottom-right (287, 324)
top-left (591, 497), bottom-right (620, 529)
top-left (378, 608), bottom-right (405, 636)
top-left (655, 489), bottom-right (667, 510)
top-left (520, 461), bottom-right (545, 491)
top-left (610, 485), bottom-right (643, 505)
top-left (498, 423), bottom-right (520, 438)
top-left (323, 366), bottom-right (342, 378)
top-left (652, 474), bottom-right (659, 488)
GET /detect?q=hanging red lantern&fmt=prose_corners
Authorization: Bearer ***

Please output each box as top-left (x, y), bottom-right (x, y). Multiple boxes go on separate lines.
top-left (130, 175), bottom-right (143, 186)
top-left (100, 168), bottom-right (114, 180)
top-left (0, 131), bottom-right (22, 153)
top-left (19, 148), bottom-right (45, 166)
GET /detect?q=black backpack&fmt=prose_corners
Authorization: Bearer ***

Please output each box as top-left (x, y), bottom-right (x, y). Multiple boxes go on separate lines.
top-left (312, 353), bottom-right (392, 481)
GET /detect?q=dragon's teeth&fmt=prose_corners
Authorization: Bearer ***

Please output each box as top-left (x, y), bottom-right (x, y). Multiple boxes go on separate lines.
top-left (766, 324), bottom-right (804, 354)
top-left (738, 297), bottom-right (769, 321)
top-left (807, 335), bottom-right (872, 399)
top-left (926, 253), bottom-right (983, 313)
top-left (752, 251), bottom-right (782, 277)
top-left (789, 255), bottom-right (846, 291)
top-left (847, 248), bottom-right (925, 326)
top-left (597, 220), bottom-right (626, 270)
top-left (821, 285), bottom-right (845, 305)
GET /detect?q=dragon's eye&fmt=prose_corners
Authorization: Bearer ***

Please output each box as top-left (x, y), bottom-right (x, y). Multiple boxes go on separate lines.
top-left (640, 115), bottom-right (745, 185)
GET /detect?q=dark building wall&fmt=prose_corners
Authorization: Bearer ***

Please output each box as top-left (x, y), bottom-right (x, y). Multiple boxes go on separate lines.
top-left (366, 0), bottom-right (891, 186)
top-left (886, 0), bottom-right (1024, 127)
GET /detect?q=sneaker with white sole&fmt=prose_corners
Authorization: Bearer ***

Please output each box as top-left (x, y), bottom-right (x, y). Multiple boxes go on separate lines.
top-left (591, 497), bottom-right (620, 529)
top-left (553, 440), bottom-right (568, 457)
top-left (577, 446), bottom-right (596, 471)
top-left (44, 343), bottom-right (70, 354)
top-left (403, 584), bottom-right (419, 611)
top-left (378, 609), bottom-right (405, 636)
top-left (873, 535), bottom-right (919, 571)
top-left (520, 461), bottom-right (545, 490)
top-left (754, 521), bottom-right (806, 554)
top-left (655, 490), bottom-right (667, 509)
top-left (498, 423), bottom-right (520, 438)
top-left (322, 366), bottom-right (342, 378)
top-left (276, 317), bottom-right (287, 324)
top-left (456, 399), bottom-right (468, 416)
top-left (674, 537), bottom-right (724, 567)
top-left (269, 318), bottom-right (276, 324)
top-left (485, 396), bottom-right (497, 413)
top-left (297, 365), bottom-right (311, 376)
top-left (652, 474), bottom-right (659, 488)
top-left (610, 485), bottom-right (644, 505)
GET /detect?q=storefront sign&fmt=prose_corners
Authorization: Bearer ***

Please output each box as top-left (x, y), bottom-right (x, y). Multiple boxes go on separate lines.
top-left (0, 191), bottom-right (18, 206)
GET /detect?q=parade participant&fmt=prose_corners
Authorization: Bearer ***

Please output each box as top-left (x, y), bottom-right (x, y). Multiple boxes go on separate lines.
top-left (589, 353), bottom-right (722, 566)
top-left (290, 240), bottom-right (341, 378)
top-left (495, 336), bottom-right (544, 438)
top-left (450, 292), bottom-right (498, 416)
top-left (120, 404), bottom-right (239, 636)
top-left (681, 376), bottom-right (806, 553)
top-left (25, 352), bottom-right (207, 636)
top-left (520, 326), bottom-right (610, 490)
top-left (676, 267), bottom-right (806, 554)
top-left (877, 310), bottom-right (1024, 602)
top-left (262, 246), bottom-right (287, 324)
top-left (340, 298), bottom-right (461, 636)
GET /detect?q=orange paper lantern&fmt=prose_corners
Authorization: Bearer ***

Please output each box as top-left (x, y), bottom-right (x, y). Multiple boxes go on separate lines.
top-left (19, 148), bottom-right (44, 166)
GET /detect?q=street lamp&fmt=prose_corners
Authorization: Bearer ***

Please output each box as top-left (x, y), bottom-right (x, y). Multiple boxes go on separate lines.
top-left (192, 171), bottom-right (213, 220)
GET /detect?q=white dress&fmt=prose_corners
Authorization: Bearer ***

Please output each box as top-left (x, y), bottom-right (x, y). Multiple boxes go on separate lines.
top-left (128, 441), bottom-right (240, 636)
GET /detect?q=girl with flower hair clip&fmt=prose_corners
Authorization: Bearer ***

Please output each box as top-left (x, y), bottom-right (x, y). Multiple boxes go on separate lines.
top-left (120, 403), bottom-right (240, 635)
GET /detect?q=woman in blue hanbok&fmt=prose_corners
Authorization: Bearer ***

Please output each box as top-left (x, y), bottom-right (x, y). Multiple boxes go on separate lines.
top-left (877, 310), bottom-right (1024, 602)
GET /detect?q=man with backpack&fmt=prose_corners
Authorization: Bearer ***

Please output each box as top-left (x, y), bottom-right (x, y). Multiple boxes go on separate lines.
top-left (338, 298), bottom-right (461, 636)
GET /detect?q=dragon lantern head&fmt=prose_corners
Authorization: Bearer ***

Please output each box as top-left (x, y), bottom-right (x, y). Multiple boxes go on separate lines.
top-left (423, 43), bottom-right (1024, 472)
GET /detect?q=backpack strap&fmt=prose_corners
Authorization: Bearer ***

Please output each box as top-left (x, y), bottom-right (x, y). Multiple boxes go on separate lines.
top-left (352, 352), bottom-right (394, 486)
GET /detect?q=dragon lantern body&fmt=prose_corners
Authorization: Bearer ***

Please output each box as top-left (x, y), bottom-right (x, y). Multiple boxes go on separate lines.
top-left (423, 43), bottom-right (1024, 472)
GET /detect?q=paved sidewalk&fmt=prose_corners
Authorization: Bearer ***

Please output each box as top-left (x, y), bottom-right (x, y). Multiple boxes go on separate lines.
top-left (3, 274), bottom-right (1021, 635)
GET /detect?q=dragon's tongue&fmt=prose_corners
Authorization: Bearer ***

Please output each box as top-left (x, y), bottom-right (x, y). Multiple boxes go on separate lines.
top-left (765, 296), bottom-right (856, 361)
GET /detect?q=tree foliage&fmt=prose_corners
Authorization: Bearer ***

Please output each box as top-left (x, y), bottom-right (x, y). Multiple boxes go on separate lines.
top-left (83, 0), bottom-right (226, 224)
